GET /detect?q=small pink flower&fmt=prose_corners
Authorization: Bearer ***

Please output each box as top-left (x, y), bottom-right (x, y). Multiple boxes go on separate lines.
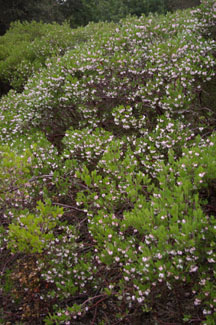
top-left (190, 266), bottom-right (198, 272)
top-left (194, 298), bottom-right (201, 306)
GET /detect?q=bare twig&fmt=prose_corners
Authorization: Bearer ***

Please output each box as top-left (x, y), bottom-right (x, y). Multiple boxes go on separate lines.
top-left (81, 294), bottom-right (107, 307)
top-left (91, 304), bottom-right (98, 325)
top-left (52, 202), bottom-right (84, 212)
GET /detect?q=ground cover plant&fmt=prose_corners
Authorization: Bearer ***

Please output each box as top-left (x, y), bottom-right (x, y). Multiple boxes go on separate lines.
top-left (0, 0), bottom-right (216, 323)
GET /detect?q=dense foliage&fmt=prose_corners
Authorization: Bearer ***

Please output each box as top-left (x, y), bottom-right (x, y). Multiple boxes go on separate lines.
top-left (0, 0), bottom-right (63, 35)
top-left (0, 0), bottom-right (216, 324)
top-left (0, 20), bottom-right (107, 94)
top-left (0, 0), bottom-right (200, 35)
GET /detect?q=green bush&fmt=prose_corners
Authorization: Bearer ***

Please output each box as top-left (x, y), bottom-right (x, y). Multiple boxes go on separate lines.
top-left (0, 20), bottom-right (97, 93)
top-left (0, 1), bottom-right (216, 324)
top-left (8, 200), bottom-right (63, 253)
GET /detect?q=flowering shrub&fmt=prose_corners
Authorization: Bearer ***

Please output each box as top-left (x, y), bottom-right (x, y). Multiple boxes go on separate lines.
top-left (0, 1), bottom-right (216, 324)
top-left (0, 20), bottom-right (103, 93)
top-left (194, 0), bottom-right (216, 38)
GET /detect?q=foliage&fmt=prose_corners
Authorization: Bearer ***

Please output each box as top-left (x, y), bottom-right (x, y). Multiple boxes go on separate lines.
top-left (0, 0), bottom-right (201, 36)
top-left (0, 0), bottom-right (63, 35)
top-left (8, 200), bottom-right (63, 253)
top-left (0, 1), bottom-right (216, 323)
top-left (0, 1), bottom-right (203, 93)
top-left (167, 0), bottom-right (200, 11)
top-left (0, 20), bottom-right (98, 93)
top-left (78, 0), bottom-right (168, 24)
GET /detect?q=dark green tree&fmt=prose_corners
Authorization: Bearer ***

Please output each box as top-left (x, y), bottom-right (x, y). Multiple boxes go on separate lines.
top-left (123, 0), bottom-right (166, 17)
top-left (60, 0), bottom-right (167, 26)
top-left (167, 0), bottom-right (200, 11)
top-left (0, 0), bottom-right (63, 35)
top-left (0, 0), bottom-right (201, 35)
top-left (58, 0), bottom-right (92, 27)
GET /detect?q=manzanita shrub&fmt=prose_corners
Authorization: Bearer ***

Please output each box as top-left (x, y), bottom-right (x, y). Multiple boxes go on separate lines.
top-left (0, 20), bottom-right (113, 93)
top-left (0, 1), bottom-right (216, 324)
